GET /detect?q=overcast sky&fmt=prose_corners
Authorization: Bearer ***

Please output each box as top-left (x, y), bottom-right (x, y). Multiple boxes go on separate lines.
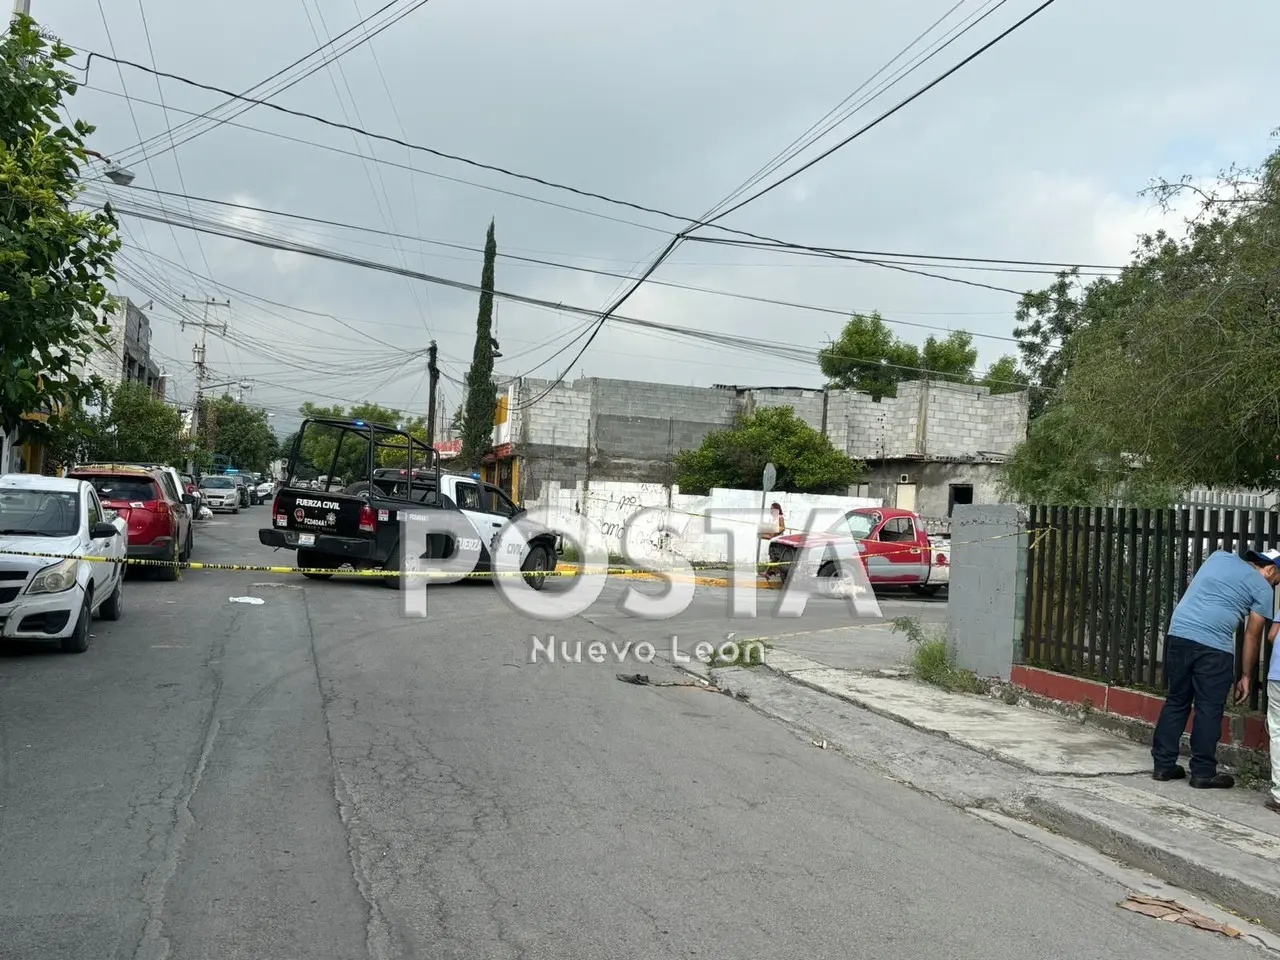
top-left (44, 0), bottom-right (1280, 436)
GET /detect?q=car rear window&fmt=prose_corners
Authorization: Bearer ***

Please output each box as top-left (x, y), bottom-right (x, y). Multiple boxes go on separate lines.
top-left (78, 475), bottom-right (159, 502)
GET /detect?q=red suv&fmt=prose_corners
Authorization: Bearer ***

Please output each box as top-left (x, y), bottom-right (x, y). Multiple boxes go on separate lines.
top-left (69, 465), bottom-right (194, 580)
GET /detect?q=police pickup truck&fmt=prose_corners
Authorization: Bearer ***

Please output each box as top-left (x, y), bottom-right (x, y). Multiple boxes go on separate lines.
top-left (258, 418), bottom-right (558, 589)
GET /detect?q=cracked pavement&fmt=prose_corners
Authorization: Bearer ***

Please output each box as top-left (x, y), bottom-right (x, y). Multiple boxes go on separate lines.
top-left (0, 510), bottom-right (1264, 959)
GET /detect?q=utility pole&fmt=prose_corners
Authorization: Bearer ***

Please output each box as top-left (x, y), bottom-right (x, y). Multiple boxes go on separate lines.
top-left (425, 340), bottom-right (439, 446)
top-left (181, 296), bottom-right (229, 472)
top-left (12, 0), bottom-right (30, 18)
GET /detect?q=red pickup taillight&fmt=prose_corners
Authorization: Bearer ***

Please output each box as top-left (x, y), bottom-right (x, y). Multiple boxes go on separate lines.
top-left (358, 503), bottom-right (377, 533)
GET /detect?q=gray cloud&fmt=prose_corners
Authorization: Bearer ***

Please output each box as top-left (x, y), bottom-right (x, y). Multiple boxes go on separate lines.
top-left (47, 0), bottom-right (1280, 434)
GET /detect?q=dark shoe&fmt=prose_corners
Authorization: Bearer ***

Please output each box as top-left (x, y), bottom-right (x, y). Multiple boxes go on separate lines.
top-left (1189, 774), bottom-right (1235, 789)
top-left (1264, 798), bottom-right (1280, 814)
top-left (1152, 766), bottom-right (1187, 781)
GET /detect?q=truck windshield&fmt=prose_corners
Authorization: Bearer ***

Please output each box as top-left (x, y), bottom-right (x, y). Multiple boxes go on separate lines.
top-left (0, 488), bottom-right (81, 536)
top-left (831, 512), bottom-right (876, 540)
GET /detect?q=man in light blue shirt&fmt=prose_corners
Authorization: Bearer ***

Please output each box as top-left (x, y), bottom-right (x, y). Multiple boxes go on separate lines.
top-left (1152, 548), bottom-right (1280, 789)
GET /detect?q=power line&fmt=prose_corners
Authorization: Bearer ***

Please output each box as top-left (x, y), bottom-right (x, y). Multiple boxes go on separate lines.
top-left (94, 196), bottom-right (1052, 371)
top-left (700, 0), bottom-right (1060, 226)
top-left (117, 224), bottom-right (1043, 400)
top-left (105, 0), bottom-right (432, 167)
top-left (83, 40), bottom-right (1082, 301)
top-left (89, 185), bottom-right (1075, 343)
top-left (701, 0), bottom-right (997, 222)
top-left (83, 83), bottom-right (671, 236)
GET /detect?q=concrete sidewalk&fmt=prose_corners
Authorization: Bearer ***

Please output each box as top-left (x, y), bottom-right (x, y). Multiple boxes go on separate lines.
top-left (689, 633), bottom-right (1280, 933)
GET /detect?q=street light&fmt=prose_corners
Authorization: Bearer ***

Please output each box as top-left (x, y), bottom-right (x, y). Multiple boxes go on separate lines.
top-left (82, 148), bottom-right (136, 187)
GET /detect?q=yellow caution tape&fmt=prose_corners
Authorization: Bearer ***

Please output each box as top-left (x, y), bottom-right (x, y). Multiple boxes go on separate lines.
top-left (0, 527), bottom-right (1032, 581)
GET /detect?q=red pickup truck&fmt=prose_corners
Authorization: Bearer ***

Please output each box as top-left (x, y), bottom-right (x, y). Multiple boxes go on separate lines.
top-left (766, 506), bottom-right (947, 597)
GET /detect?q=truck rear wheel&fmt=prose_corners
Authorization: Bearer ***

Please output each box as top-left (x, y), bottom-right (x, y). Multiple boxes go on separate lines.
top-left (910, 583), bottom-right (942, 597)
top-left (298, 549), bottom-right (334, 580)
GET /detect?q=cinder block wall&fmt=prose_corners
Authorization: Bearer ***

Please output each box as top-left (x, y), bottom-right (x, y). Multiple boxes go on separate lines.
top-left (948, 503), bottom-right (1027, 680)
top-left (512, 377), bottom-right (1028, 499)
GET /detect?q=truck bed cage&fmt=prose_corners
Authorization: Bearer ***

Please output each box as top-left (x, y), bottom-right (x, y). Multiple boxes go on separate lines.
top-left (283, 417), bottom-right (441, 495)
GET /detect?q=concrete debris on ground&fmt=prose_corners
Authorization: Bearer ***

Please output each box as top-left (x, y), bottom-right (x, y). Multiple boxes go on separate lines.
top-left (684, 626), bottom-right (1280, 934)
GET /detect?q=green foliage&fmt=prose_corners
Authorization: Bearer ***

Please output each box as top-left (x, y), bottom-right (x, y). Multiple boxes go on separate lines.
top-left (203, 395), bottom-right (277, 472)
top-left (0, 17), bottom-right (122, 445)
top-left (80, 380), bottom-right (185, 466)
top-left (893, 617), bottom-right (986, 694)
top-left (459, 219), bottom-right (498, 468)
top-left (1004, 136), bottom-right (1280, 500)
top-left (981, 355), bottom-right (1030, 395)
top-left (819, 312), bottom-right (1024, 401)
top-left (674, 405), bottom-right (862, 495)
top-left (818, 312), bottom-right (922, 399)
top-left (999, 404), bottom-right (1178, 508)
top-left (290, 401), bottom-right (429, 483)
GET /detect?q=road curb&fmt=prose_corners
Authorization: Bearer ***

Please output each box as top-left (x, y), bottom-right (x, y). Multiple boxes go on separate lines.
top-left (1016, 791), bottom-right (1280, 933)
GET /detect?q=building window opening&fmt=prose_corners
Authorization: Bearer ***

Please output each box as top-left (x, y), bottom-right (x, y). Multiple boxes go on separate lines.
top-left (948, 483), bottom-right (974, 516)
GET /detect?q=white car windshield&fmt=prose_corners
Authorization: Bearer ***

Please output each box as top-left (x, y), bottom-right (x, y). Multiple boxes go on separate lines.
top-left (0, 488), bottom-right (81, 537)
top-left (829, 512), bottom-right (876, 539)
top-left (203, 477), bottom-right (236, 489)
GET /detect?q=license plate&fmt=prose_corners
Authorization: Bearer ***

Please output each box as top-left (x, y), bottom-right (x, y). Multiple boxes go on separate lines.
top-left (298, 533), bottom-right (315, 546)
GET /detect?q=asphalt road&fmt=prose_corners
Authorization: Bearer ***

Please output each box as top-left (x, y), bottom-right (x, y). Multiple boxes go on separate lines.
top-left (0, 508), bottom-right (1260, 959)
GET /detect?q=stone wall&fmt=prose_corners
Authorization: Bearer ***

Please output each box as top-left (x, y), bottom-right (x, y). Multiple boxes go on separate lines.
top-left (862, 461), bottom-right (1007, 519)
top-left (509, 375), bottom-right (1028, 501)
top-left (947, 503), bottom-right (1028, 681)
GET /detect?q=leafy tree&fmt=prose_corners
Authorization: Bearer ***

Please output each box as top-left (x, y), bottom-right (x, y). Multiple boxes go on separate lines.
top-left (0, 18), bottom-right (121, 449)
top-left (203, 395), bottom-right (277, 472)
top-left (1011, 268), bottom-right (1089, 419)
top-left (818, 312), bottom-right (920, 399)
top-left (459, 219), bottom-right (498, 467)
top-left (87, 380), bottom-right (185, 466)
top-left (449, 404), bottom-right (463, 437)
top-left (1003, 136), bottom-right (1280, 500)
top-left (820, 313), bottom-right (993, 398)
top-left (999, 404), bottom-right (1176, 507)
top-left (919, 330), bottom-right (977, 384)
top-left (289, 401), bottom-right (431, 482)
top-left (674, 406), bottom-right (862, 495)
top-left (980, 355), bottom-right (1030, 395)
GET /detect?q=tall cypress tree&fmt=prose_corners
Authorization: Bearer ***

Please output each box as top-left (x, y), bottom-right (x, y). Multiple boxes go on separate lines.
top-left (458, 219), bottom-right (498, 468)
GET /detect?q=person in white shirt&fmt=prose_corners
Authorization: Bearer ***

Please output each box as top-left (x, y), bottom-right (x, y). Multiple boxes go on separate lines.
top-left (1267, 636), bottom-right (1280, 814)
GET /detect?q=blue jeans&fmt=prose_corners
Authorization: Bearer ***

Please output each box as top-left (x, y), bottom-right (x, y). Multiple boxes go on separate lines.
top-left (1151, 636), bottom-right (1235, 779)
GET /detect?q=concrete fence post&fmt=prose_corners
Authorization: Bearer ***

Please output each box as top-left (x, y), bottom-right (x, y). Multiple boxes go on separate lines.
top-left (947, 503), bottom-right (1028, 681)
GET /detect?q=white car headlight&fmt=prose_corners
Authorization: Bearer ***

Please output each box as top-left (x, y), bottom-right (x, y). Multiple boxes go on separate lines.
top-left (27, 558), bottom-right (82, 595)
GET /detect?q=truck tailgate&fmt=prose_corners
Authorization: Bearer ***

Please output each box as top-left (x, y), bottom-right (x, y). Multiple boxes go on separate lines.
top-left (272, 487), bottom-right (367, 538)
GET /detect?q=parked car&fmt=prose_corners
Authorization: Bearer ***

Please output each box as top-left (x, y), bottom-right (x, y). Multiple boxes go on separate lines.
top-left (68, 465), bottom-right (194, 579)
top-left (180, 472), bottom-right (203, 515)
top-left (766, 506), bottom-right (946, 597)
top-left (254, 475), bottom-right (275, 500)
top-left (230, 474), bottom-right (252, 508)
top-left (0, 473), bottom-right (126, 652)
top-left (85, 462), bottom-right (196, 526)
top-left (243, 473), bottom-right (265, 506)
top-left (200, 475), bottom-right (241, 514)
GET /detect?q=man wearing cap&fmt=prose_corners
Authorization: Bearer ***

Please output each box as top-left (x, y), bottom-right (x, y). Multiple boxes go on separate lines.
top-left (1152, 548), bottom-right (1280, 789)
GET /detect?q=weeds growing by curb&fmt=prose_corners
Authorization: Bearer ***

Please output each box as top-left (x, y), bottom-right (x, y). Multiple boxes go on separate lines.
top-left (892, 616), bottom-right (986, 694)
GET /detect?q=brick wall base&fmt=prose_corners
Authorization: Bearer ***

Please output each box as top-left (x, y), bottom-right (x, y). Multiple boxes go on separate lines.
top-left (1011, 665), bottom-right (1269, 752)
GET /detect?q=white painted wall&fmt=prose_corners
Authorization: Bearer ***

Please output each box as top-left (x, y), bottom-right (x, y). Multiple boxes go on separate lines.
top-left (525, 480), bottom-right (882, 565)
